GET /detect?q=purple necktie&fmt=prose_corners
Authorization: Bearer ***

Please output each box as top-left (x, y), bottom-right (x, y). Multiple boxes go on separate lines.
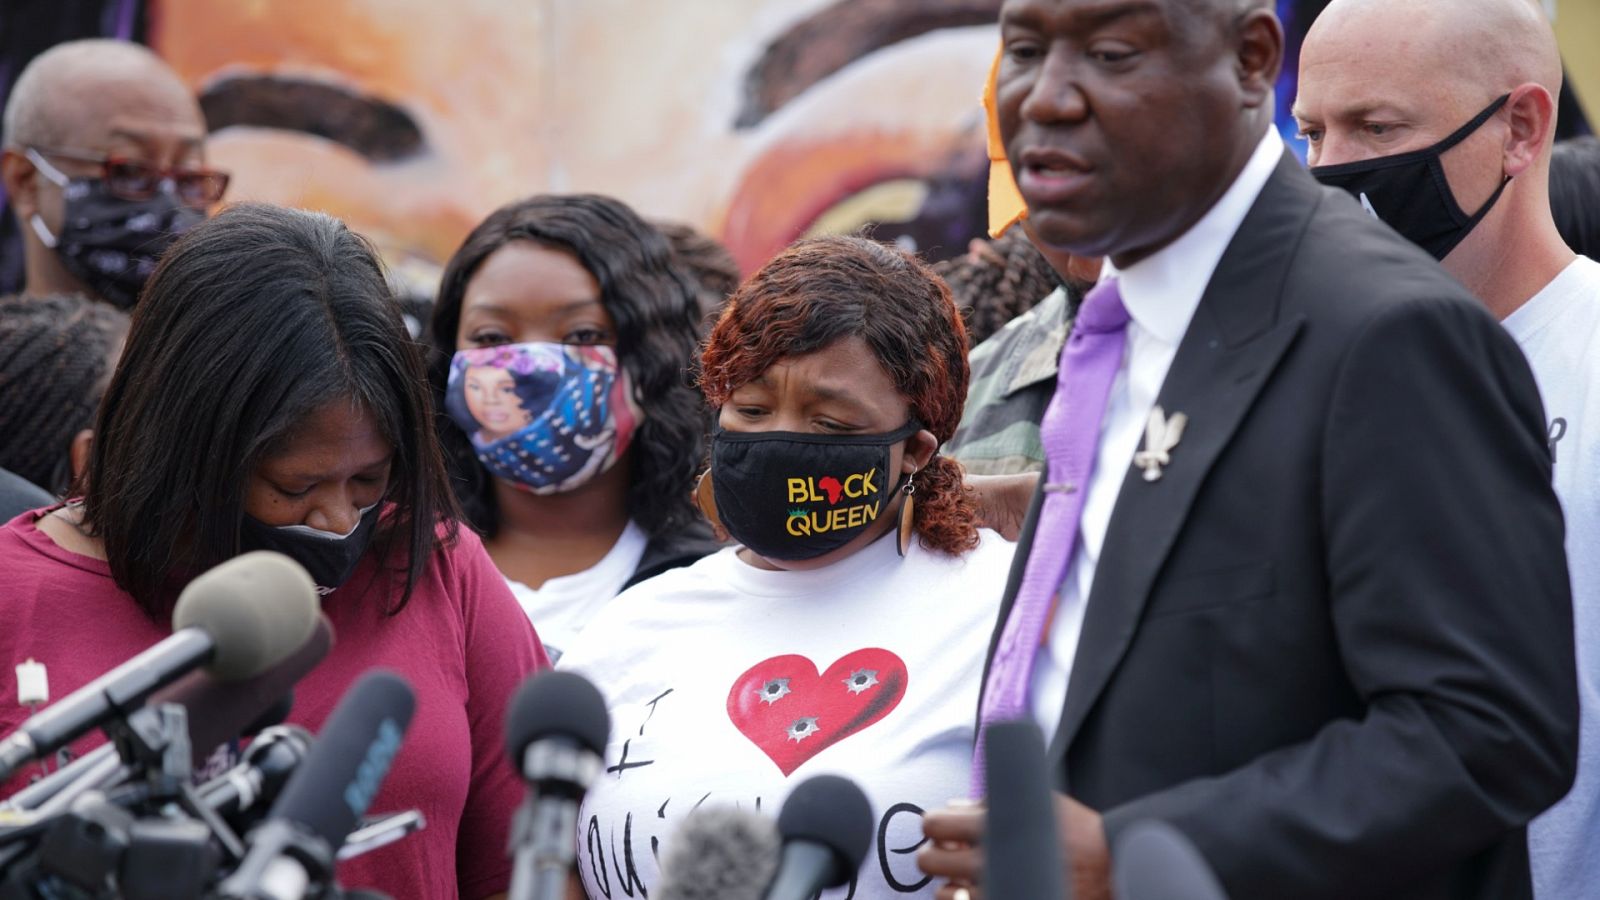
top-left (972, 278), bottom-right (1129, 796)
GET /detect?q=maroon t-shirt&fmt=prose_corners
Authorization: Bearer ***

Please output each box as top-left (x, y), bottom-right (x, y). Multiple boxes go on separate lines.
top-left (0, 509), bottom-right (549, 899)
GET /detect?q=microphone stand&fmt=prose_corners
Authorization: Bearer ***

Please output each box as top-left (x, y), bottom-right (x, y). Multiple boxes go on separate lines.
top-left (508, 741), bottom-right (602, 900)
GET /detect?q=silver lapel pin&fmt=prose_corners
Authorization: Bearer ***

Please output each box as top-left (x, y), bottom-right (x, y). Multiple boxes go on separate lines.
top-left (1134, 405), bottom-right (1187, 482)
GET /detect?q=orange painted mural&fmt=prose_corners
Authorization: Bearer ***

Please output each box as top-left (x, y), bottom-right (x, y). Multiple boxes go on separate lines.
top-left (0, 0), bottom-right (1591, 294)
top-left (146, 0), bottom-right (1006, 282)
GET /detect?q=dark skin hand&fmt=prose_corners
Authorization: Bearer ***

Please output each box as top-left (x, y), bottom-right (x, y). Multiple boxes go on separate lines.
top-left (918, 792), bottom-right (1111, 900)
top-left (965, 472), bottom-right (1040, 541)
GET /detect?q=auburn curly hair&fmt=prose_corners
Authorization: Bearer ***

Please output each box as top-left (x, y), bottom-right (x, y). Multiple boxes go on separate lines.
top-left (701, 234), bottom-right (978, 555)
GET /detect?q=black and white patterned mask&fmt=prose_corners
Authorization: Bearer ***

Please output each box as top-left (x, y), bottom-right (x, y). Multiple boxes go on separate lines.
top-left (26, 148), bottom-right (203, 309)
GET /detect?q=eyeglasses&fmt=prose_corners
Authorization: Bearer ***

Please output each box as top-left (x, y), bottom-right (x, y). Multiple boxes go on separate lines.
top-left (26, 146), bottom-right (230, 208)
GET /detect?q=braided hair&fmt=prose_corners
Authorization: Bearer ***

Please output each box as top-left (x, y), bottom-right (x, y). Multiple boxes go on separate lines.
top-left (0, 293), bottom-right (129, 495)
top-left (933, 229), bottom-right (1063, 348)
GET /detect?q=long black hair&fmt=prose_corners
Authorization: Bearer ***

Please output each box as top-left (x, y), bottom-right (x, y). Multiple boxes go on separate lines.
top-left (82, 203), bottom-right (458, 616)
top-left (428, 194), bottom-right (705, 539)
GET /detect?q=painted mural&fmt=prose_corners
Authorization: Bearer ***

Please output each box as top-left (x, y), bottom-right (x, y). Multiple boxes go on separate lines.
top-left (0, 0), bottom-right (1592, 294)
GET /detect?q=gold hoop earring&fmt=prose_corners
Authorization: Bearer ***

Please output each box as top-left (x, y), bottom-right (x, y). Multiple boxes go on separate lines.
top-left (897, 469), bottom-right (917, 557)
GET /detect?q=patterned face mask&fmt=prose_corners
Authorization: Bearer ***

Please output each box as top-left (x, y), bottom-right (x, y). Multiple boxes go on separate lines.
top-left (25, 148), bottom-right (203, 309)
top-left (444, 342), bottom-right (642, 495)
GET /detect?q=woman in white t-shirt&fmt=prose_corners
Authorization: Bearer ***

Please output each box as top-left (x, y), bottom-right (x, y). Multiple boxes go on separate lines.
top-left (560, 235), bottom-right (1016, 900)
top-left (427, 195), bottom-right (721, 662)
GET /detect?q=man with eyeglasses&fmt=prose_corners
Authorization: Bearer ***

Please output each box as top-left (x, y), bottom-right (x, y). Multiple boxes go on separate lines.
top-left (1, 39), bottom-right (227, 309)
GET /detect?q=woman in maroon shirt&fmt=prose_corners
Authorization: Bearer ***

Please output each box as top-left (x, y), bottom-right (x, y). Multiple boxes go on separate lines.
top-left (0, 203), bottom-right (545, 899)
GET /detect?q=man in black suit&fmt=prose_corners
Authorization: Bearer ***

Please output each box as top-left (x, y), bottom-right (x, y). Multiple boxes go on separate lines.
top-left (917, 1), bottom-right (1577, 898)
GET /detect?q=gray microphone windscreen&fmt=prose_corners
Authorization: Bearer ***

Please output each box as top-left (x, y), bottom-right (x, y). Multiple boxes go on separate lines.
top-left (984, 719), bottom-right (1068, 900)
top-left (657, 806), bottom-right (781, 900)
top-left (1113, 820), bottom-right (1229, 900)
top-left (172, 551), bottom-right (320, 680)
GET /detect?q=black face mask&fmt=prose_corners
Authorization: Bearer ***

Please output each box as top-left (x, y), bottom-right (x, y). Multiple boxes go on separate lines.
top-left (1309, 94), bottom-right (1511, 261)
top-left (710, 421), bottom-right (920, 562)
top-left (26, 149), bottom-right (203, 309)
top-left (238, 503), bottom-right (382, 595)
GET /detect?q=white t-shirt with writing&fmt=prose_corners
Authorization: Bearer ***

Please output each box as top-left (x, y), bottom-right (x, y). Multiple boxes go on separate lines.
top-left (507, 520), bottom-right (648, 665)
top-left (1504, 256), bottom-right (1600, 900)
top-left (558, 529), bottom-right (1015, 900)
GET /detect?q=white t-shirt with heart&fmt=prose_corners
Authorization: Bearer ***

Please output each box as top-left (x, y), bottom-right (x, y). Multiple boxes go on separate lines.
top-left (558, 528), bottom-right (1015, 900)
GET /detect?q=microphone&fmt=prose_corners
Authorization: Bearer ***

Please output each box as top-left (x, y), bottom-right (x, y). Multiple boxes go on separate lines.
top-left (3, 617), bottom-right (329, 815)
top-left (197, 725), bottom-right (314, 829)
top-left (1112, 820), bottom-right (1229, 900)
top-left (505, 670), bottom-right (610, 900)
top-left (983, 719), bottom-right (1068, 900)
top-left (151, 613), bottom-right (332, 770)
top-left (762, 774), bottom-right (873, 900)
top-left (218, 670), bottom-right (416, 900)
top-left (0, 552), bottom-right (320, 781)
top-left (656, 806), bottom-right (781, 900)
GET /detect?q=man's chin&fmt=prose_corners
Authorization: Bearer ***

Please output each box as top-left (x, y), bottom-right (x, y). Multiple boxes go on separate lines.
top-left (1020, 208), bottom-right (1118, 260)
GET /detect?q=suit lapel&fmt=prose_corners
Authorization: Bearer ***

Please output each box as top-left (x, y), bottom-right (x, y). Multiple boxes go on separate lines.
top-left (1048, 153), bottom-right (1317, 763)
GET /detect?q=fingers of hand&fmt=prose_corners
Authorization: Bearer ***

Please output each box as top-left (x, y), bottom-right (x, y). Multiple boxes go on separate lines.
top-left (921, 804), bottom-right (985, 843)
top-left (917, 842), bottom-right (982, 884)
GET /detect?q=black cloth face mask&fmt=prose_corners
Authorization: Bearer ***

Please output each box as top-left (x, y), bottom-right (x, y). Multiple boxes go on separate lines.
top-left (238, 503), bottom-right (382, 595)
top-left (710, 421), bottom-right (921, 562)
top-left (25, 148), bottom-right (204, 309)
top-left (1309, 94), bottom-right (1511, 261)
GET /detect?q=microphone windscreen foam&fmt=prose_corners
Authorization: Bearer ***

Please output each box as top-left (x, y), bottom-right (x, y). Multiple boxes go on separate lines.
top-left (776, 774), bottom-right (874, 877)
top-left (150, 615), bottom-right (332, 768)
top-left (172, 551), bottom-right (320, 679)
top-left (983, 719), bottom-right (1068, 900)
top-left (657, 806), bottom-right (780, 900)
top-left (1113, 820), bottom-right (1229, 900)
top-left (505, 670), bottom-right (610, 763)
top-left (268, 669), bottom-right (416, 849)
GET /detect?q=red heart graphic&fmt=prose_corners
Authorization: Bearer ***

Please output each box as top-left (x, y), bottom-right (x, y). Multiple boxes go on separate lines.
top-left (727, 649), bottom-right (908, 776)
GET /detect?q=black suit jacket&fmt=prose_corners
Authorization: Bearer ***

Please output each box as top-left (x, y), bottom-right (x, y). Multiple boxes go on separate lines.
top-left (983, 152), bottom-right (1578, 899)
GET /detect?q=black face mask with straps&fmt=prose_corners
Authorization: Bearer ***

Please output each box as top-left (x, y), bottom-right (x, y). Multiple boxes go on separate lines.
top-left (709, 421), bottom-right (920, 562)
top-left (1310, 94), bottom-right (1511, 261)
top-left (237, 503), bottom-right (382, 596)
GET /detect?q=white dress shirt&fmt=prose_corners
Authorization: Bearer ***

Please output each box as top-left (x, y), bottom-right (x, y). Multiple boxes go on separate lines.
top-left (1029, 129), bottom-right (1287, 737)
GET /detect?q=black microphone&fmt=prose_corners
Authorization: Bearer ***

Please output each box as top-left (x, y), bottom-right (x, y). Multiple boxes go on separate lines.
top-left (1112, 821), bottom-right (1229, 900)
top-left (762, 774), bottom-right (873, 900)
top-left (0, 552), bottom-right (320, 781)
top-left (218, 670), bottom-right (416, 900)
top-left (983, 719), bottom-right (1069, 900)
top-left (504, 670), bottom-right (610, 900)
top-left (197, 725), bottom-right (314, 829)
top-left (3, 618), bottom-right (329, 815)
top-left (656, 806), bottom-right (781, 900)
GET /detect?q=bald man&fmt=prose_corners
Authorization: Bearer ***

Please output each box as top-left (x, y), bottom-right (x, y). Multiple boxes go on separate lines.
top-left (0, 40), bottom-right (225, 308)
top-left (1297, 4), bottom-right (1598, 896)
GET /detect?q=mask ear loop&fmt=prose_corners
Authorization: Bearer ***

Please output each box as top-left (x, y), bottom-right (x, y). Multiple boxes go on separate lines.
top-left (896, 468), bottom-right (918, 558)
